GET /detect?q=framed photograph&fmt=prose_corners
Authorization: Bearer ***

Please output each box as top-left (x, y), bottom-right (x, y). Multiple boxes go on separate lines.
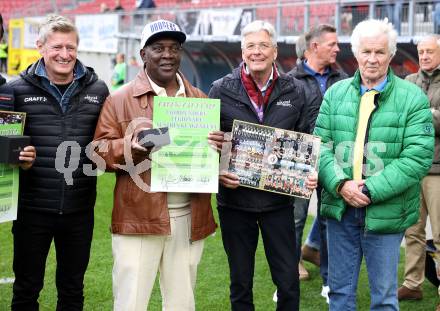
top-left (0, 110), bottom-right (26, 223)
top-left (228, 120), bottom-right (320, 199)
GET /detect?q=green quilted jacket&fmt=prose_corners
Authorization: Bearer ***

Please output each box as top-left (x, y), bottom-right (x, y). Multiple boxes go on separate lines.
top-left (314, 69), bottom-right (434, 233)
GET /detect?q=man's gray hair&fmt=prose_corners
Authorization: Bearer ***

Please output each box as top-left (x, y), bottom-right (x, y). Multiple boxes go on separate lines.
top-left (241, 20), bottom-right (277, 48)
top-left (305, 24), bottom-right (336, 49)
top-left (351, 19), bottom-right (397, 57)
top-left (417, 34), bottom-right (440, 48)
top-left (38, 14), bottom-right (79, 45)
top-left (295, 34), bottom-right (307, 65)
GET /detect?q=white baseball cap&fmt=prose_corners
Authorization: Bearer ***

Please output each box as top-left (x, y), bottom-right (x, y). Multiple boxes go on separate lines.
top-left (140, 19), bottom-right (186, 49)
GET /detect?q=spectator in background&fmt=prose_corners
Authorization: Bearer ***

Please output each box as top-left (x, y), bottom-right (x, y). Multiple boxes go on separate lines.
top-left (0, 14), bottom-right (8, 87)
top-left (8, 14), bottom-right (108, 310)
top-left (93, 19), bottom-right (216, 311)
top-left (100, 3), bottom-right (110, 13)
top-left (398, 34), bottom-right (440, 305)
top-left (0, 38), bottom-right (8, 73)
top-left (435, 3), bottom-right (440, 34)
top-left (129, 55), bottom-right (140, 67)
top-left (382, 0), bottom-right (402, 35)
top-left (114, 0), bottom-right (124, 11)
top-left (314, 19), bottom-right (433, 310)
top-left (208, 20), bottom-right (317, 311)
top-left (111, 53), bottom-right (127, 91)
top-left (289, 24), bottom-right (347, 301)
top-left (295, 33), bottom-right (308, 65)
top-left (136, 0), bottom-right (156, 9)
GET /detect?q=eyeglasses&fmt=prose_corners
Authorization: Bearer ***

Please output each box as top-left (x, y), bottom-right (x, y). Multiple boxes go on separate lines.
top-left (244, 42), bottom-right (274, 52)
top-left (148, 44), bottom-right (182, 55)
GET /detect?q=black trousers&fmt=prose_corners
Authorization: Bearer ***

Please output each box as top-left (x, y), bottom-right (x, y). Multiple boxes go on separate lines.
top-left (218, 205), bottom-right (299, 311)
top-left (11, 209), bottom-right (94, 311)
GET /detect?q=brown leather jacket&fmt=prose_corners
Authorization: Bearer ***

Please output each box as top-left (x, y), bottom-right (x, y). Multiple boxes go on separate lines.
top-left (93, 69), bottom-right (217, 241)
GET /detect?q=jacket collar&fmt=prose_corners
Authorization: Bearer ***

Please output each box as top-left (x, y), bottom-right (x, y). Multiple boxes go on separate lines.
top-left (420, 65), bottom-right (440, 79)
top-left (35, 58), bottom-right (86, 82)
top-left (351, 67), bottom-right (396, 103)
top-left (293, 62), bottom-right (341, 79)
top-left (132, 67), bottom-right (199, 108)
top-left (22, 58), bottom-right (96, 89)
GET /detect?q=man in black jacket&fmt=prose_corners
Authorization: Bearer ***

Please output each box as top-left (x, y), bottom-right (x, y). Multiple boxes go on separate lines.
top-left (8, 14), bottom-right (109, 310)
top-left (289, 24), bottom-right (347, 300)
top-left (208, 20), bottom-right (317, 311)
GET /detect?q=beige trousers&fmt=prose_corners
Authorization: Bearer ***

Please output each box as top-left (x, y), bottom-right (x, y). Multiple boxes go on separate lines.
top-left (112, 208), bottom-right (204, 311)
top-left (403, 175), bottom-right (440, 292)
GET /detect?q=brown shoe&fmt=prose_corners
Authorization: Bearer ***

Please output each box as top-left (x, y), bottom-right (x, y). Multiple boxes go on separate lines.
top-left (397, 285), bottom-right (423, 301)
top-left (298, 261), bottom-right (310, 281)
top-left (301, 244), bottom-right (320, 267)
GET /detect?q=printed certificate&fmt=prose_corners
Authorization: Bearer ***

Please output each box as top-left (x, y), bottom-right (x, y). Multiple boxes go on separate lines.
top-left (151, 96), bottom-right (220, 193)
top-left (228, 120), bottom-right (320, 199)
top-left (0, 111), bottom-right (26, 223)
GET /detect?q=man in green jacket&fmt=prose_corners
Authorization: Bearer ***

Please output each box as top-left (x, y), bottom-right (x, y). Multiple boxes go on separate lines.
top-left (399, 34), bottom-right (440, 303)
top-left (314, 19), bottom-right (434, 310)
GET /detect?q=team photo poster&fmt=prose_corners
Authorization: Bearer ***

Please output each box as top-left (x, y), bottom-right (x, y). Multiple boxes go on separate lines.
top-left (228, 120), bottom-right (320, 199)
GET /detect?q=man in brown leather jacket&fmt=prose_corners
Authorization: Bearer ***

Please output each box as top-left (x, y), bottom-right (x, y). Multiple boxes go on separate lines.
top-left (93, 19), bottom-right (216, 311)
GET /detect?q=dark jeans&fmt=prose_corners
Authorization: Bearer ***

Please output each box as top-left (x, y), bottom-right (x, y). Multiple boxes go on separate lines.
top-left (295, 186), bottom-right (328, 286)
top-left (327, 207), bottom-right (403, 311)
top-left (11, 209), bottom-right (94, 311)
top-left (218, 205), bottom-right (299, 311)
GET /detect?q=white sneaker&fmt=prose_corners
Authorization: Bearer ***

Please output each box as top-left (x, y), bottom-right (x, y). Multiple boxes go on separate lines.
top-left (273, 289), bottom-right (277, 302)
top-left (321, 285), bottom-right (330, 304)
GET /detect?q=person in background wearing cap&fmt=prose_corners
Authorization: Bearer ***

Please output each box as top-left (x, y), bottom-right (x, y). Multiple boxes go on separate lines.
top-left (93, 19), bottom-right (216, 311)
top-left (207, 20), bottom-right (317, 310)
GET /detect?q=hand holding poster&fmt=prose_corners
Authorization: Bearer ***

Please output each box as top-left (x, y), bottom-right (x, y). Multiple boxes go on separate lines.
top-left (228, 120), bottom-right (320, 199)
top-left (151, 97), bottom-right (220, 193)
top-left (0, 111), bottom-right (26, 223)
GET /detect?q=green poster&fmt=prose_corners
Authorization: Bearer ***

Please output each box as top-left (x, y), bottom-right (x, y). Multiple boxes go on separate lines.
top-left (0, 111), bottom-right (26, 223)
top-left (151, 96), bottom-right (220, 193)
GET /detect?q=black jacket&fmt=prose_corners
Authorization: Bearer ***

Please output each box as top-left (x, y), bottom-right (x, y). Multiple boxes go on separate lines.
top-left (288, 63), bottom-right (348, 133)
top-left (209, 66), bottom-right (308, 212)
top-left (9, 60), bottom-right (109, 214)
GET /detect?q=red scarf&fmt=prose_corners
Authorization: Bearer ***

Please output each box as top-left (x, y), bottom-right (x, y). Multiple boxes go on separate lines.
top-left (240, 63), bottom-right (279, 109)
